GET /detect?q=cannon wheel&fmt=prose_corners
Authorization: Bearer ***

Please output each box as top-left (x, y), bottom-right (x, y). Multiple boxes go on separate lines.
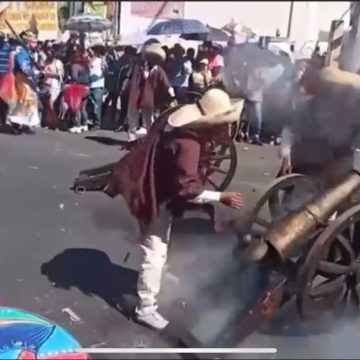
top-left (241, 173), bottom-right (320, 233)
top-left (296, 204), bottom-right (360, 319)
top-left (205, 140), bottom-right (238, 192)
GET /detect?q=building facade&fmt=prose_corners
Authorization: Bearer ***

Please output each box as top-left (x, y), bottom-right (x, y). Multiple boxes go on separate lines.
top-left (118, 1), bottom-right (351, 45)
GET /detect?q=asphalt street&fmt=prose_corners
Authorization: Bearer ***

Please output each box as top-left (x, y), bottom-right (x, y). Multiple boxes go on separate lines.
top-left (1, 129), bottom-right (360, 359)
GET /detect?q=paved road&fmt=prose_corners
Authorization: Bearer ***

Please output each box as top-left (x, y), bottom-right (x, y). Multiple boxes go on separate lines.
top-left (1, 129), bottom-right (360, 359)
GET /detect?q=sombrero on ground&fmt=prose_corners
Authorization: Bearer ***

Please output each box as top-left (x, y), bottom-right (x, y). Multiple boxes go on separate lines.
top-left (168, 88), bottom-right (244, 128)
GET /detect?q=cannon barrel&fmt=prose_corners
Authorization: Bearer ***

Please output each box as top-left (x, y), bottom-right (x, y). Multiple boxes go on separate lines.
top-left (261, 170), bottom-right (360, 262)
top-left (72, 162), bottom-right (117, 194)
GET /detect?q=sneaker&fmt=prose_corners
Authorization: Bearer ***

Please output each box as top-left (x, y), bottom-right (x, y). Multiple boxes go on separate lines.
top-left (69, 127), bottom-right (80, 134)
top-left (135, 310), bottom-right (169, 331)
top-left (136, 127), bottom-right (147, 137)
top-left (90, 125), bottom-right (101, 131)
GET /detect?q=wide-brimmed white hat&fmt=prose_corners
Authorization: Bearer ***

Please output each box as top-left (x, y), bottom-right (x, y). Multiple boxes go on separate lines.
top-left (168, 89), bottom-right (244, 128)
top-left (142, 43), bottom-right (166, 62)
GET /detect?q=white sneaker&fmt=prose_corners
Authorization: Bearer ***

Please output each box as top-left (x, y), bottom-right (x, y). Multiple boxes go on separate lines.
top-left (136, 127), bottom-right (147, 137)
top-left (136, 310), bottom-right (169, 331)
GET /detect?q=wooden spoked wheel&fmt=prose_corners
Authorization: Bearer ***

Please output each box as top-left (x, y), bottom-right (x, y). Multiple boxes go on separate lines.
top-left (204, 140), bottom-right (238, 192)
top-left (296, 204), bottom-right (360, 319)
top-left (240, 174), bottom-right (320, 236)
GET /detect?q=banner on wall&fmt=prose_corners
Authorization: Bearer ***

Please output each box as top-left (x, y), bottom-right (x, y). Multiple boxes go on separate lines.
top-left (0, 2), bottom-right (59, 40)
top-left (130, 2), bottom-right (184, 19)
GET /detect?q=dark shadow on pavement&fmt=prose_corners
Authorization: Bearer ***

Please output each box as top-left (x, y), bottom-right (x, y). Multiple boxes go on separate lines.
top-left (85, 135), bottom-right (140, 151)
top-left (85, 135), bottom-right (130, 150)
top-left (41, 248), bottom-right (138, 317)
top-left (173, 218), bottom-right (214, 235)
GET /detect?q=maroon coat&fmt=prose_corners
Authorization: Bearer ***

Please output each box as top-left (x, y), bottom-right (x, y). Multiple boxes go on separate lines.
top-left (105, 116), bottom-right (206, 228)
top-left (126, 62), bottom-right (172, 113)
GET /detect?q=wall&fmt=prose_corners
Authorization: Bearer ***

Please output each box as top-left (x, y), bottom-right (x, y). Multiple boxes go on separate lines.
top-left (120, 1), bottom-right (184, 34)
top-left (0, 1), bottom-right (59, 40)
top-left (119, 1), bottom-right (351, 45)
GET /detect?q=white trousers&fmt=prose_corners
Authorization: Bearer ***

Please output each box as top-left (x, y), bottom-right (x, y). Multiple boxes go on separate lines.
top-left (127, 108), bottom-right (154, 141)
top-left (136, 207), bottom-right (172, 316)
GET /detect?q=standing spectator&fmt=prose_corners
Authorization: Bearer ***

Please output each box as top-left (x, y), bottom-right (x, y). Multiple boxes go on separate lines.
top-left (189, 58), bottom-right (212, 94)
top-left (88, 44), bottom-right (105, 130)
top-left (42, 48), bottom-right (64, 129)
top-left (69, 48), bottom-right (90, 133)
top-left (114, 45), bottom-right (137, 133)
top-left (209, 45), bottom-right (224, 75)
top-left (169, 44), bottom-right (192, 104)
top-left (70, 47), bottom-right (90, 85)
top-left (103, 41), bottom-right (123, 124)
top-left (10, 31), bottom-right (40, 134)
top-left (186, 47), bottom-right (196, 67)
top-left (126, 44), bottom-right (174, 142)
top-left (242, 66), bottom-right (266, 145)
top-left (0, 31), bottom-right (11, 124)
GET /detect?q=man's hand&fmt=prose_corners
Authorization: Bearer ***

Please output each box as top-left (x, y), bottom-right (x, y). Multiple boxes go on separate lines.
top-left (280, 156), bottom-right (292, 175)
top-left (220, 192), bottom-right (244, 210)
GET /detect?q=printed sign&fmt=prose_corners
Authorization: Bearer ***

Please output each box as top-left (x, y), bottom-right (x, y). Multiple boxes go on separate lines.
top-left (130, 2), bottom-right (184, 19)
top-left (0, 2), bottom-right (59, 40)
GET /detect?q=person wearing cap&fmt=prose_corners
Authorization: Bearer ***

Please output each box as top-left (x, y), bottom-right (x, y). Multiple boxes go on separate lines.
top-left (125, 43), bottom-right (175, 141)
top-left (9, 31), bottom-right (40, 134)
top-left (103, 88), bottom-right (245, 330)
top-left (189, 58), bottom-right (212, 94)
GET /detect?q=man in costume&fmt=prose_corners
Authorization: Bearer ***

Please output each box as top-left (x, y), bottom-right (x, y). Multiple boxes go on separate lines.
top-left (99, 88), bottom-right (245, 330)
top-left (124, 43), bottom-right (175, 142)
top-left (279, 66), bottom-right (360, 200)
top-left (8, 31), bottom-right (40, 134)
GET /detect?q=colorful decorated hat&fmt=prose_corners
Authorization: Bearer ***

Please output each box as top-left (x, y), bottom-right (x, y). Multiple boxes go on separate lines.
top-left (0, 307), bottom-right (88, 359)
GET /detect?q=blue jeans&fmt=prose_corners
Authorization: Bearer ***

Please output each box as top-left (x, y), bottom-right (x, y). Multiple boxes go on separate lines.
top-left (89, 87), bottom-right (104, 127)
top-left (245, 100), bottom-right (263, 137)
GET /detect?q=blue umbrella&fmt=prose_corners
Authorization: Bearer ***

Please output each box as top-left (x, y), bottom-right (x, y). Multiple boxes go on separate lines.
top-left (147, 19), bottom-right (209, 35)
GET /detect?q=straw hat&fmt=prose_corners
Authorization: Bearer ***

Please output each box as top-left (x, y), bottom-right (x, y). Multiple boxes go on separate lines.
top-left (168, 88), bottom-right (244, 128)
top-left (142, 43), bottom-right (166, 62)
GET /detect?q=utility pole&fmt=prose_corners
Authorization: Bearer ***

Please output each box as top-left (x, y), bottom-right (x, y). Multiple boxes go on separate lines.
top-left (287, 1), bottom-right (294, 38)
top-left (341, 1), bottom-right (360, 72)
